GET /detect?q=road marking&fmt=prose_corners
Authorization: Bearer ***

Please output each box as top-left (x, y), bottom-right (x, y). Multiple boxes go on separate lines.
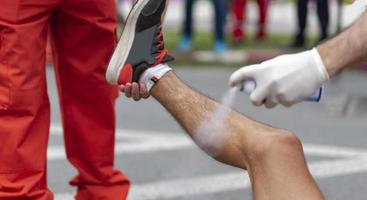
top-left (303, 144), bottom-right (367, 158)
top-left (194, 50), bottom-right (248, 63)
top-left (128, 171), bottom-right (250, 200)
top-left (50, 124), bottom-right (367, 200)
top-left (54, 157), bottom-right (367, 200)
top-left (48, 125), bottom-right (193, 160)
top-left (48, 124), bottom-right (367, 160)
top-left (129, 158), bottom-right (367, 200)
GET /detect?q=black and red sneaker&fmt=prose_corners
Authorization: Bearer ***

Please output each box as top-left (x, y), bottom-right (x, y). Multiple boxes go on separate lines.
top-left (106, 0), bottom-right (174, 85)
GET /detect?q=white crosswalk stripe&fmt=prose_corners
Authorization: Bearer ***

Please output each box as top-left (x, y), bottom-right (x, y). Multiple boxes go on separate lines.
top-left (55, 158), bottom-right (367, 200)
top-left (49, 124), bottom-right (367, 200)
top-left (48, 124), bottom-right (367, 159)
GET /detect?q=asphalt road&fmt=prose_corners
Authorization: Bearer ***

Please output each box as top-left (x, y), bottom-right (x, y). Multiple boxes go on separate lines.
top-left (46, 66), bottom-right (367, 200)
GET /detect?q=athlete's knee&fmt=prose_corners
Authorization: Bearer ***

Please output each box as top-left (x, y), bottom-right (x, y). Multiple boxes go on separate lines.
top-left (271, 129), bottom-right (303, 152)
top-left (252, 129), bottom-right (303, 161)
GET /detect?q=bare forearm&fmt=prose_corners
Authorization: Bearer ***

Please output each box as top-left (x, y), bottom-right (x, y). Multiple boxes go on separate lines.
top-left (317, 11), bottom-right (367, 77)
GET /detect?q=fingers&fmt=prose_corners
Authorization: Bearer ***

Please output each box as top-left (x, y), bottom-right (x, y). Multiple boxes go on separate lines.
top-left (249, 86), bottom-right (268, 107)
top-left (229, 64), bottom-right (261, 87)
top-left (277, 93), bottom-right (294, 108)
top-left (120, 82), bottom-right (150, 101)
top-left (246, 85), bottom-right (279, 108)
top-left (264, 98), bottom-right (278, 109)
top-left (131, 82), bottom-right (141, 101)
top-left (139, 83), bottom-right (150, 99)
top-left (124, 83), bottom-right (132, 98)
top-left (250, 92), bottom-right (279, 109)
top-left (119, 85), bottom-right (125, 93)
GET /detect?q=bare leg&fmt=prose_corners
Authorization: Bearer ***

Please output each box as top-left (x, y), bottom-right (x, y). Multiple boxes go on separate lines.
top-left (150, 72), bottom-right (324, 200)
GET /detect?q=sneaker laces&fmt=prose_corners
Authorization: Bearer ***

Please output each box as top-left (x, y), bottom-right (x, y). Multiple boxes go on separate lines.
top-left (153, 23), bottom-right (167, 64)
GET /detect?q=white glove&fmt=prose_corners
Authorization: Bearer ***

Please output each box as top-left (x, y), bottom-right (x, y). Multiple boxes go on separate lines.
top-left (229, 48), bottom-right (330, 108)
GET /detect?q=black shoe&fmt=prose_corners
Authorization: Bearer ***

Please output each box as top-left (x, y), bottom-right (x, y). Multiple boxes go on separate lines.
top-left (106, 0), bottom-right (174, 85)
top-left (287, 34), bottom-right (305, 48)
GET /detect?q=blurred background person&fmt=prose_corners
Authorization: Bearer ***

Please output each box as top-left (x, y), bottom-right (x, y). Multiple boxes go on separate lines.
top-left (289, 0), bottom-right (330, 48)
top-left (177, 0), bottom-right (228, 54)
top-left (231, 0), bottom-right (269, 43)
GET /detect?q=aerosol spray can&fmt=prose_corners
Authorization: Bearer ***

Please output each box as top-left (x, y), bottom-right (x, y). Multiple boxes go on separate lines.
top-left (240, 81), bottom-right (323, 102)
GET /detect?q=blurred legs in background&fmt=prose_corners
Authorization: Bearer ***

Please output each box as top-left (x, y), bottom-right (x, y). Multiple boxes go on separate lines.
top-left (231, 0), bottom-right (269, 43)
top-left (315, 0), bottom-right (329, 41)
top-left (290, 0), bottom-right (329, 48)
top-left (212, 0), bottom-right (228, 53)
top-left (178, 0), bottom-right (228, 54)
top-left (150, 71), bottom-right (325, 200)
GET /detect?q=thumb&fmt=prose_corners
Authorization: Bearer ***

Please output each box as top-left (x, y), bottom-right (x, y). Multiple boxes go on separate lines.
top-left (229, 64), bottom-right (261, 87)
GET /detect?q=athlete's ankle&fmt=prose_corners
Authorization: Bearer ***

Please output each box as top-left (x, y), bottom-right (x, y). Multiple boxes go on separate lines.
top-left (140, 64), bottom-right (172, 92)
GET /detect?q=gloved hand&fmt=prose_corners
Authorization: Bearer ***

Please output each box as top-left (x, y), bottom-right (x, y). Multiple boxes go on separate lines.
top-left (229, 48), bottom-right (330, 108)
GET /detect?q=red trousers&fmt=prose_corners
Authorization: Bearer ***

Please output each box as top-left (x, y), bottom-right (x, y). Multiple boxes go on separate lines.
top-left (232, 0), bottom-right (269, 30)
top-left (0, 0), bottom-right (130, 199)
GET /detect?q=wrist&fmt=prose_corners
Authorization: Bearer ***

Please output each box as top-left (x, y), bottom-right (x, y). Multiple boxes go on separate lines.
top-left (316, 38), bottom-right (347, 77)
top-left (311, 48), bottom-right (330, 83)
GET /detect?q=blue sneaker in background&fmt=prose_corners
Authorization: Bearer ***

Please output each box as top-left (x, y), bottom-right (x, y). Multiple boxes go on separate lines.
top-left (177, 35), bottom-right (192, 53)
top-left (213, 40), bottom-right (227, 54)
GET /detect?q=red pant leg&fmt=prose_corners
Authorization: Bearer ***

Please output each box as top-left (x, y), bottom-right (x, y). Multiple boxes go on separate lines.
top-left (255, 0), bottom-right (269, 39)
top-left (257, 0), bottom-right (269, 26)
top-left (0, 0), bottom-right (56, 199)
top-left (50, 0), bottom-right (130, 199)
top-left (231, 0), bottom-right (247, 40)
top-left (232, 0), bottom-right (247, 26)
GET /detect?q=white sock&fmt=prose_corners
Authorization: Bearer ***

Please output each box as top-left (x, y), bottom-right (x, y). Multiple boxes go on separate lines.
top-left (139, 64), bottom-right (172, 92)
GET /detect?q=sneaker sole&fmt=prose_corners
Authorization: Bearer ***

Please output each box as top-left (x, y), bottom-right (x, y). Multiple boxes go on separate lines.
top-left (106, 0), bottom-right (150, 85)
